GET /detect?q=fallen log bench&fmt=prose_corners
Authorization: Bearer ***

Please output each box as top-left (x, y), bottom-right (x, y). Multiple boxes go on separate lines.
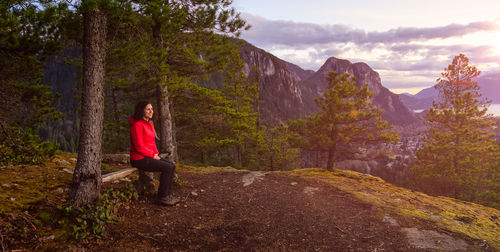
top-left (101, 154), bottom-right (138, 183)
top-left (102, 167), bottom-right (138, 183)
top-left (100, 154), bottom-right (157, 194)
top-left (102, 168), bottom-right (156, 195)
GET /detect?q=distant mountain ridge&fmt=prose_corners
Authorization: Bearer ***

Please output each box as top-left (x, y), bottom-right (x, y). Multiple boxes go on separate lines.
top-left (399, 73), bottom-right (500, 110)
top-left (298, 57), bottom-right (420, 125)
top-left (237, 41), bottom-right (421, 125)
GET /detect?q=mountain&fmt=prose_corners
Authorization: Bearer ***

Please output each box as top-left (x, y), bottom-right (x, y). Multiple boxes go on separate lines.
top-left (42, 45), bottom-right (81, 115)
top-left (238, 42), bottom-right (308, 124)
top-left (42, 41), bottom-right (422, 132)
top-left (298, 57), bottom-right (420, 125)
top-left (236, 43), bottom-right (421, 125)
top-left (285, 62), bottom-right (315, 82)
top-left (477, 73), bottom-right (500, 103)
top-left (398, 93), bottom-right (434, 110)
top-left (399, 72), bottom-right (500, 110)
top-left (413, 86), bottom-right (437, 99)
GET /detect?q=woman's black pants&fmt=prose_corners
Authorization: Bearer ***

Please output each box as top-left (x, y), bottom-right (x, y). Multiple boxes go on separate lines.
top-left (131, 157), bottom-right (175, 198)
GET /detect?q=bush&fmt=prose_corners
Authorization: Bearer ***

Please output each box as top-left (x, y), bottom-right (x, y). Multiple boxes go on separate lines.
top-left (0, 124), bottom-right (59, 165)
top-left (57, 183), bottom-right (138, 240)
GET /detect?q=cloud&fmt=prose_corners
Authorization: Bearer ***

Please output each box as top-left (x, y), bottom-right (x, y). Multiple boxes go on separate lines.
top-left (366, 44), bottom-right (492, 70)
top-left (367, 22), bottom-right (498, 44)
top-left (240, 13), bottom-right (500, 91)
top-left (241, 13), bottom-right (499, 46)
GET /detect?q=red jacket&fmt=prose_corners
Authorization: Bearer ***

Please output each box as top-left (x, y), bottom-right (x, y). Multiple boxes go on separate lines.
top-left (130, 116), bottom-right (159, 161)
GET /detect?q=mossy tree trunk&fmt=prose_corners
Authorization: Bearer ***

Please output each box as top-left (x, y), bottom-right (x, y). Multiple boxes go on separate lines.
top-left (69, 2), bottom-right (106, 208)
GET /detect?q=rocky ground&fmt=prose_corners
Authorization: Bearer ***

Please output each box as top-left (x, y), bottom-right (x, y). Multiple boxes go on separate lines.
top-left (1, 155), bottom-right (498, 251)
top-left (92, 169), bottom-right (489, 251)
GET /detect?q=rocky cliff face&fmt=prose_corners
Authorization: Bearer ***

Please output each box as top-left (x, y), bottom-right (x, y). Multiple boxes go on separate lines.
top-left (238, 43), bottom-right (308, 123)
top-left (285, 62), bottom-right (315, 83)
top-left (197, 41), bottom-right (422, 126)
top-left (237, 45), bottom-right (420, 125)
top-left (298, 57), bottom-right (420, 125)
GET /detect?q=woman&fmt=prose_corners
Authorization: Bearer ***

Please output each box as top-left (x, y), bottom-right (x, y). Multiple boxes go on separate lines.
top-left (130, 101), bottom-right (179, 206)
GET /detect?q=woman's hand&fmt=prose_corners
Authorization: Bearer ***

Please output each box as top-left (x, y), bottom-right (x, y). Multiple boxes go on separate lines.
top-left (153, 153), bottom-right (160, 160)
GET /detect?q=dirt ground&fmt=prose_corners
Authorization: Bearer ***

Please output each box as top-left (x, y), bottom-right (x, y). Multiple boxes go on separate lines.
top-left (3, 155), bottom-right (496, 251)
top-left (92, 170), bottom-right (427, 251)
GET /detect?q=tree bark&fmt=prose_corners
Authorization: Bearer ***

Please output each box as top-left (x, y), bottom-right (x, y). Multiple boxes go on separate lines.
top-left (69, 3), bottom-right (107, 207)
top-left (326, 148), bottom-right (334, 171)
top-left (169, 98), bottom-right (178, 162)
top-left (315, 151), bottom-right (320, 168)
top-left (153, 14), bottom-right (177, 162)
top-left (156, 84), bottom-right (177, 161)
top-left (326, 127), bottom-right (338, 171)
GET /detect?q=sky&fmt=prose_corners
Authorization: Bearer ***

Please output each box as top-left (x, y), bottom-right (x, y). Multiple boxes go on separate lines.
top-left (232, 0), bottom-right (500, 94)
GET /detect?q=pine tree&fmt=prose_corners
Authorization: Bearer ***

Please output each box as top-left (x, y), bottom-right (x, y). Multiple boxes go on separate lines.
top-left (70, 0), bottom-right (107, 207)
top-left (264, 124), bottom-right (300, 171)
top-left (411, 54), bottom-right (500, 206)
top-left (0, 1), bottom-right (71, 164)
top-left (123, 0), bottom-right (249, 162)
top-left (173, 81), bottom-right (234, 165)
top-left (289, 71), bottom-right (398, 170)
top-left (221, 48), bottom-right (259, 168)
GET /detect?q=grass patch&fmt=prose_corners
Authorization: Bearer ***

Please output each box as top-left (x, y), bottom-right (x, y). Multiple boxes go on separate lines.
top-left (0, 153), bottom-right (138, 250)
top-left (177, 164), bottom-right (242, 173)
top-left (0, 163), bottom-right (72, 213)
top-left (292, 168), bottom-right (500, 250)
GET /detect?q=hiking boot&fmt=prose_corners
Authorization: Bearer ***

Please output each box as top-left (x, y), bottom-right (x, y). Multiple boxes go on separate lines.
top-left (157, 195), bottom-right (180, 206)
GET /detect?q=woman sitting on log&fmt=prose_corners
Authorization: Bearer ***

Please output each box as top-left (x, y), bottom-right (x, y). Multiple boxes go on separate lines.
top-left (129, 101), bottom-right (180, 206)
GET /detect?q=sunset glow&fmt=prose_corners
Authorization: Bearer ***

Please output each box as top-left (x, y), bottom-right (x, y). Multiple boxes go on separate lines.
top-left (235, 0), bottom-right (500, 94)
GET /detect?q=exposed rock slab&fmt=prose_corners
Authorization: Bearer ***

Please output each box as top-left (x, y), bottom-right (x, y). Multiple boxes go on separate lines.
top-left (242, 171), bottom-right (265, 187)
top-left (382, 215), bottom-right (399, 226)
top-left (402, 227), bottom-right (468, 251)
top-left (303, 186), bottom-right (319, 196)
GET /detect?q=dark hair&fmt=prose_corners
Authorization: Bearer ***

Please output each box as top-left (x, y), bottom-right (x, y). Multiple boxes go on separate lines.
top-left (133, 101), bottom-right (151, 121)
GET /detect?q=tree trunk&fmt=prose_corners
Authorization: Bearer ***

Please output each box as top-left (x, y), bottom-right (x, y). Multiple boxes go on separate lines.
top-left (69, 4), bottom-right (106, 208)
top-left (156, 84), bottom-right (176, 161)
top-left (235, 145), bottom-right (242, 168)
top-left (315, 151), bottom-right (320, 168)
top-left (326, 148), bottom-right (335, 171)
top-left (169, 100), bottom-right (178, 162)
top-left (326, 128), bottom-right (338, 171)
top-left (153, 15), bottom-right (177, 162)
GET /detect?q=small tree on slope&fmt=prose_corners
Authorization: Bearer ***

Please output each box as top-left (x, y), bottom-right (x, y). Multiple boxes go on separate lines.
top-left (289, 71), bottom-right (398, 170)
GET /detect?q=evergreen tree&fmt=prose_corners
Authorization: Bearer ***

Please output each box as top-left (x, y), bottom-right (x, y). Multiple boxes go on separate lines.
top-left (174, 82), bottom-right (238, 166)
top-left (124, 0), bottom-right (249, 162)
top-left (289, 71), bottom-right (398, 170)
top-left (221, 47), bottom-right (259, 168)
top-left (70, 0), bottom-right (108, 207)
top-left (263, 124), bottom-right (300, 171)
top-left (410, 54), bottom-right (500, 207)
top-left (0, 1), bottom-right (72, 164)
top-left (101, 1), bottom-right (142, 153)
